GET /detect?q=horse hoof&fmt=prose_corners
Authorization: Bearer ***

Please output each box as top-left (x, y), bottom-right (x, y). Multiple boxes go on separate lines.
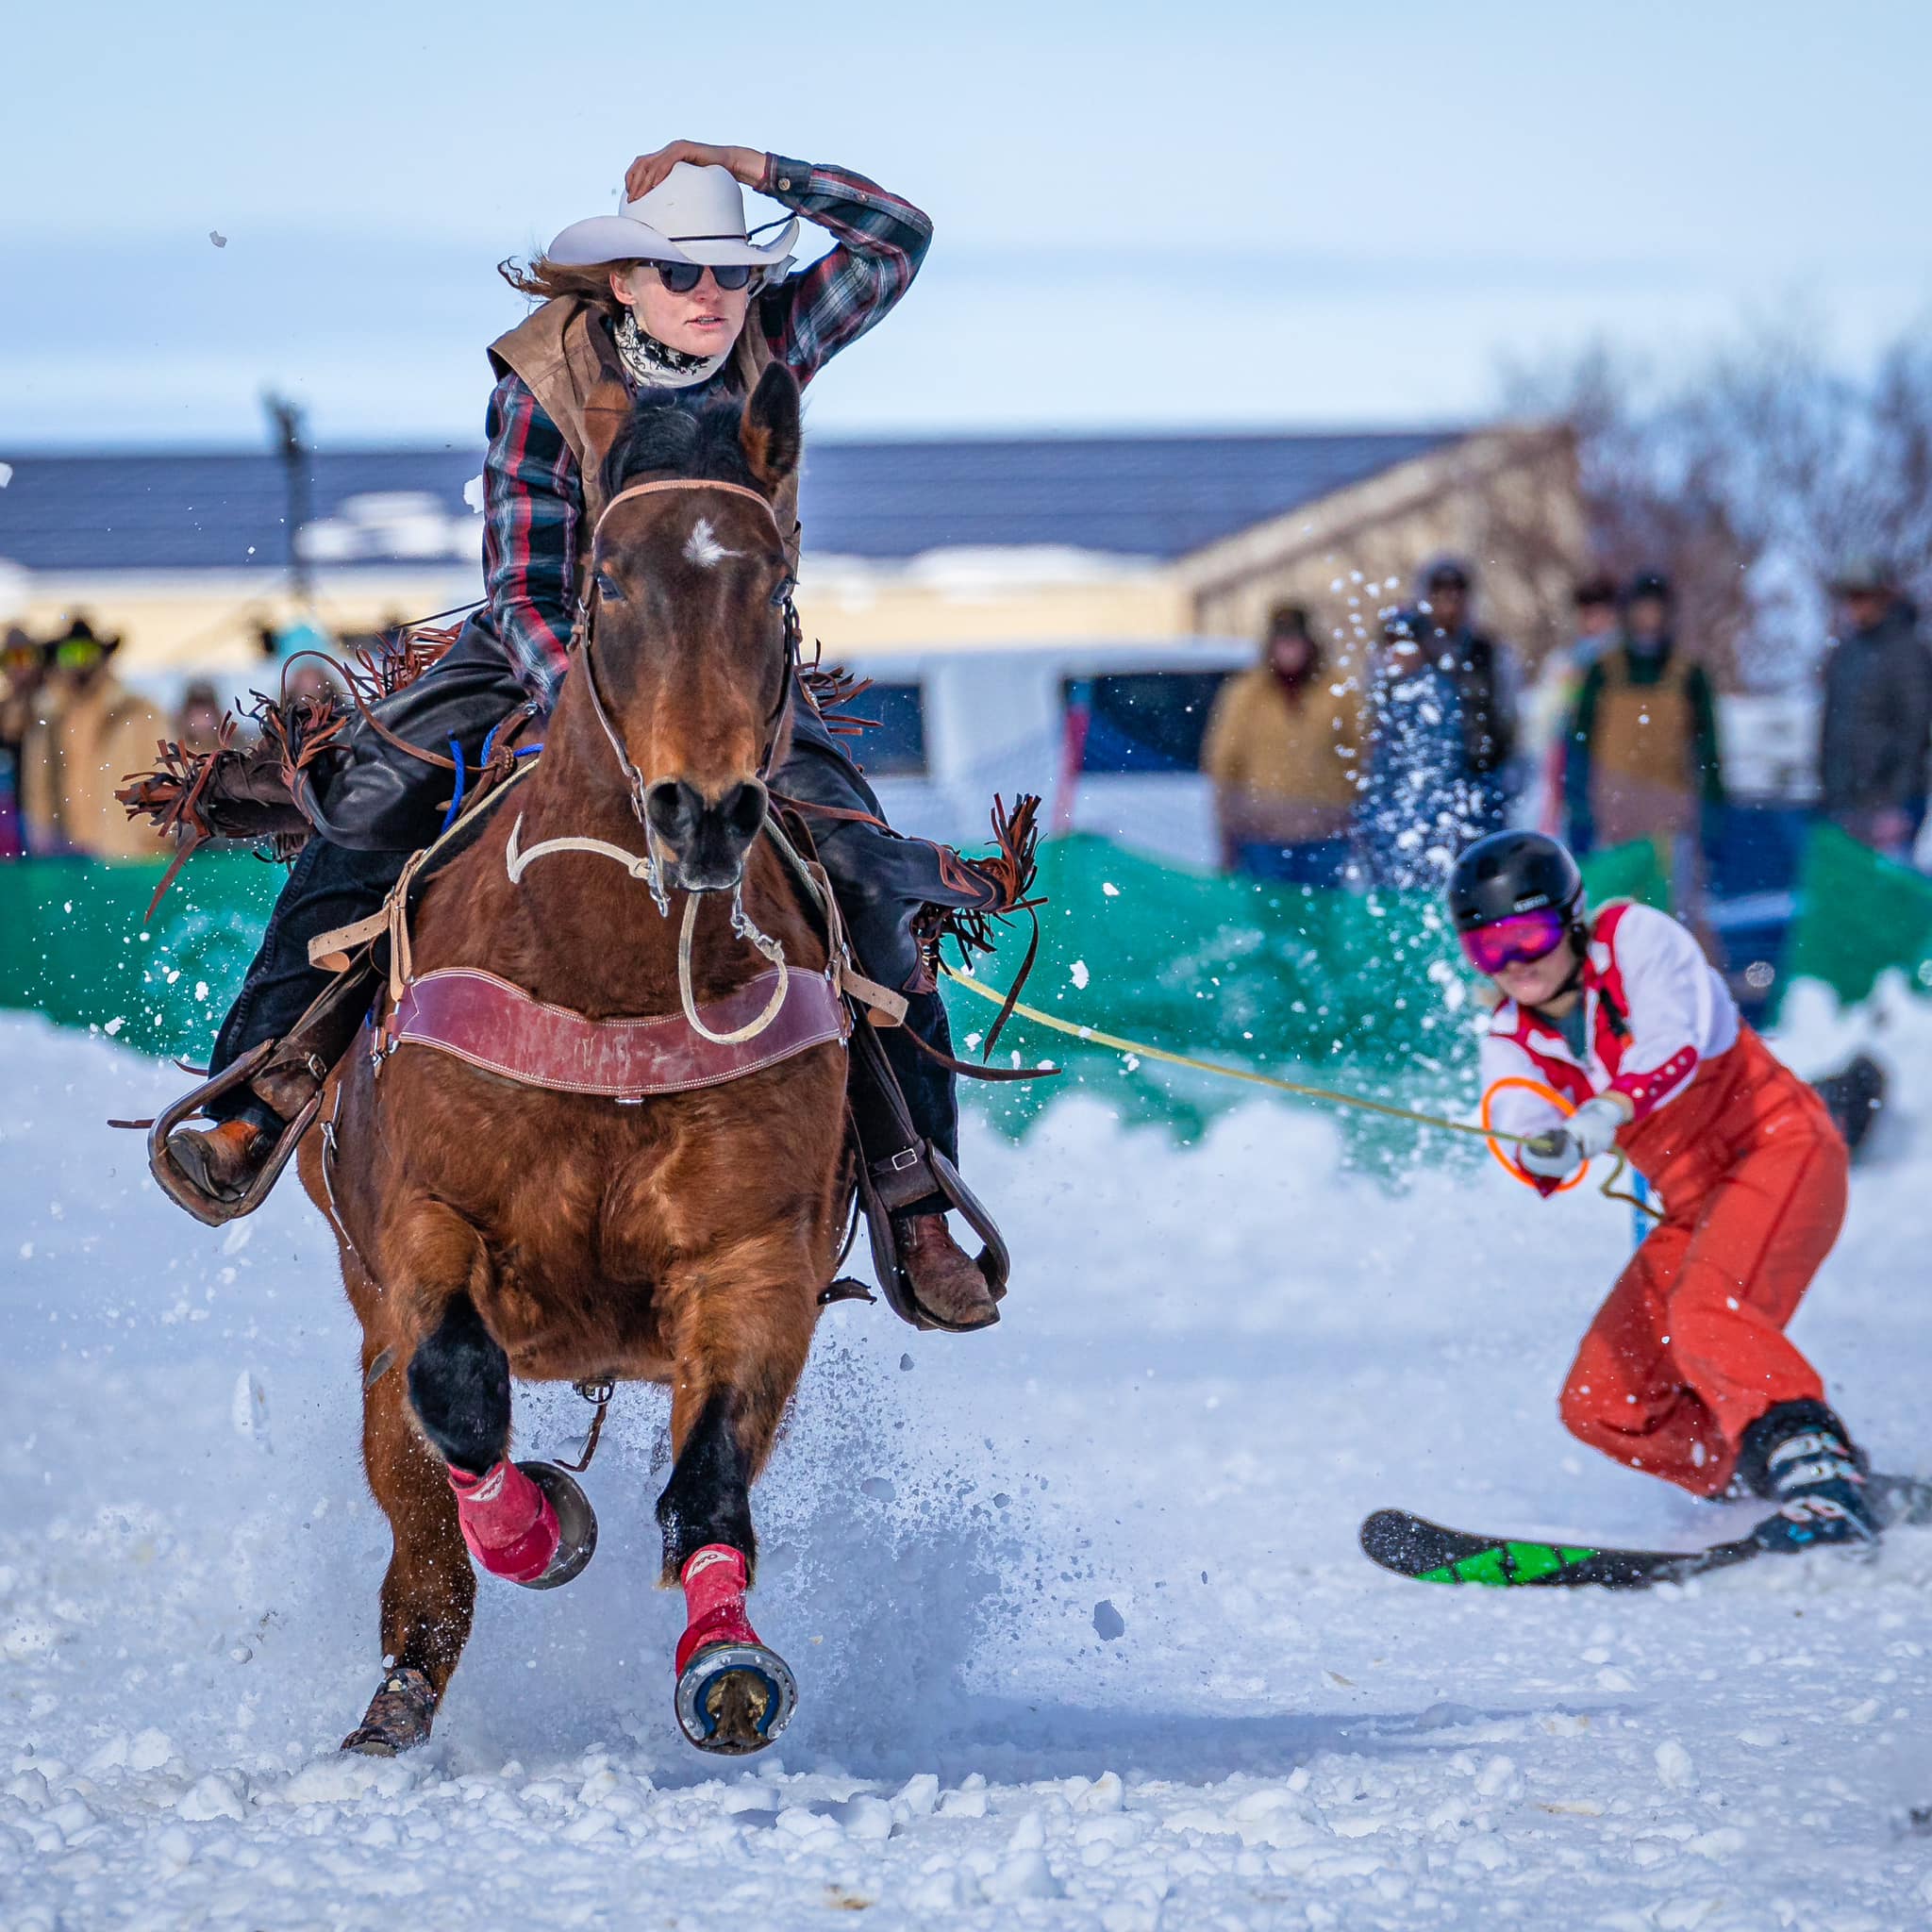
top-left (341, 1665), bottom-right (438, 1756)
top-left (675, 1642), bottom-right (797, 1755)
top-left (516, 1460), bottom-right (597, 1590)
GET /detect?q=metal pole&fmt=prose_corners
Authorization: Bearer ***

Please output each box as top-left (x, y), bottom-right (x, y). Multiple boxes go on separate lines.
top-left (263, 391), bottom-right (311, 607)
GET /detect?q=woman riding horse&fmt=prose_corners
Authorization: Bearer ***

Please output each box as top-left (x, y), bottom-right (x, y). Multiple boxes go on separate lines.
top-left (158, 141), bottom-right (1021, 1331)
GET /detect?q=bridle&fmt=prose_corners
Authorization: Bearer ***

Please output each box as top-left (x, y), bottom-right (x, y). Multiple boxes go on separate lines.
top-left (509, 474), bottom-right (807, 1045)
top-left (572, 475), bottom-right (799, 841)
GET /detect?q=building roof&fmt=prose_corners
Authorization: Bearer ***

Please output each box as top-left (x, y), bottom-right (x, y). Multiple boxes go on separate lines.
top-left (0, 429), bottom-right (1461, 575)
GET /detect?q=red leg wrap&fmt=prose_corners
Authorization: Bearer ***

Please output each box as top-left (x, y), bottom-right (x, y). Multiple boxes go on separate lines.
top-left (676, 1544), bottom-right (759, 1675)
top-left (447, 1460), bottom-right (560, 1584)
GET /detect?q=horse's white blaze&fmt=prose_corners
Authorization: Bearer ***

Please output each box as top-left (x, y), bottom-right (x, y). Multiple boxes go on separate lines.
top-left (684, 517), bottom-right (737, 569)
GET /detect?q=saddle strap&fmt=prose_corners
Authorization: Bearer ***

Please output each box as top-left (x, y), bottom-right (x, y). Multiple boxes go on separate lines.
top-left (837, 961), bottom-right (908, 1026)
top-left (307, 756), bottom-right (541, 989)
top-left (310, 908), bottom-right (390, 973)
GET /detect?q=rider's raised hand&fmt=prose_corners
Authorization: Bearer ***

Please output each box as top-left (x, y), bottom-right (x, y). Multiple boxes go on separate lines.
top-left (625, 142), bottom-right (768, 199)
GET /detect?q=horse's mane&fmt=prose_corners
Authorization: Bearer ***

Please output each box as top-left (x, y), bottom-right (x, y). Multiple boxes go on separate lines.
top-left (602, 391), bottom-right (762, 502)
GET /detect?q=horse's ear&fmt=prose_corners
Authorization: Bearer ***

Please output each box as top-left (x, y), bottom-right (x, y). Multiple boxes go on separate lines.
top-left (740, 363), bottom-right (802, 492)
top-left (580, 375), bottom-right (634, 495)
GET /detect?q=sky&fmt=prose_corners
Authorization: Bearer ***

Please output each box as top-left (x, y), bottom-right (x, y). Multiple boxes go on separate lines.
top-left (3, 0), bottom-right (1929, 448)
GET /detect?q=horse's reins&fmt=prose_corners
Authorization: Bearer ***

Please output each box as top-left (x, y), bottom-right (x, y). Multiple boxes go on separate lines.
top-left (512, 476), bottom-right (805, 1046)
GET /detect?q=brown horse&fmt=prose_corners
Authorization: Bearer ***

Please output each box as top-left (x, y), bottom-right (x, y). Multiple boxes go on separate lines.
top-left (299, 366), bottom-right (857, 1757)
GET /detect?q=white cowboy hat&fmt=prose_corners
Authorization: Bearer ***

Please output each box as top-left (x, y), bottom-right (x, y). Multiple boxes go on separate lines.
top-left (546, 161), bottom-right (798, 271)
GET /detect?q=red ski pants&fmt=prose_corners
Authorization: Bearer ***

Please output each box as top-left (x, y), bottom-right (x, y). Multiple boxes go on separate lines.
top-left (1557, 1029), bottom-right (1848, 1497)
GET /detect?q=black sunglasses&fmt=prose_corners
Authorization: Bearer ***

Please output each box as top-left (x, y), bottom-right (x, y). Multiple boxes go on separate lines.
top-left (652, 261), bottom-right (756, 295)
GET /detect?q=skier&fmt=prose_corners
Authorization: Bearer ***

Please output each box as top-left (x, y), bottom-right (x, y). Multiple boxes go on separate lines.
top-left (1449, 828), bottom-right (1876, 1548)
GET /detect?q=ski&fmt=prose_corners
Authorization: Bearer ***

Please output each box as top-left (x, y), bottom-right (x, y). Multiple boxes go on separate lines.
top-left (1361, 1474), bottom-right (1931, 1591)
top-left (1360, 1507), bottom-right (1758, 1589)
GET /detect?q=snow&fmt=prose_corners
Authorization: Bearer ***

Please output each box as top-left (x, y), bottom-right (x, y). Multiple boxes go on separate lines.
top-left (6, 992), bottom-right (1932, 1928)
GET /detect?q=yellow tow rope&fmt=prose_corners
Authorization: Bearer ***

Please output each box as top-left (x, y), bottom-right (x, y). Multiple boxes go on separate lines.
top-left (940, 963), bottom-right (1661, 1220)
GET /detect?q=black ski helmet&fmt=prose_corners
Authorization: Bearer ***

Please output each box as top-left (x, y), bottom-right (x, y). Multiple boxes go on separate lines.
top-left (1446, 830), bottom-right (1584, 933)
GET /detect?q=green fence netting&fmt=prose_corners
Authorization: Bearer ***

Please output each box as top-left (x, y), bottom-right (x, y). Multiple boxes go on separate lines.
top-left (1782, 821), bottom-right (1932, 1008)
top-left (0, 834), bottom-right (1667, 1172)
top-left (0, 853), bottom-right (284, 1061)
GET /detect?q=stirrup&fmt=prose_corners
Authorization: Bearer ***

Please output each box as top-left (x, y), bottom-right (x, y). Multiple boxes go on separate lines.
top-left (148, 1040), bottom-right (324, 1227)
top-left (855, 1136), bottom-right (1009, 1332)
top-left (928, 1145), bottom-right (1010, 1301)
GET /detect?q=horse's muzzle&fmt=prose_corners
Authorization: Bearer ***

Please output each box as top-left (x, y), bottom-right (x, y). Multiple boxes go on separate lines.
top-left (646, 776), bottom-right (769, 891)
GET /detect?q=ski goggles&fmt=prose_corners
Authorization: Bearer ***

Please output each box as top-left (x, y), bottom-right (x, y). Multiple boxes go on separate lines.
top-left (650, 261), bottom-right (758, 294)
top-left (1458, 908), bottom-right (1570, 975)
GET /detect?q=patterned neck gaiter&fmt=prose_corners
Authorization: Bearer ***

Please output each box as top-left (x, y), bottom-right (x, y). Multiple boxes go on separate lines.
top-left (614, 308), bottom-right (732, 391)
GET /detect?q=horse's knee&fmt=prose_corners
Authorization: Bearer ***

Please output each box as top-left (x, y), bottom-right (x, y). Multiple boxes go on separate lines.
top-left (407, 1293), bottom-right (510, 1476)
top-left (658, 1391), bottom-right (755, 1582)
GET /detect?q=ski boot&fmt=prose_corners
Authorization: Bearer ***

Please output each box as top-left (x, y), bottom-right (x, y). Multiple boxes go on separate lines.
top-left (1740, 1400), bottom-right (1879, 1552)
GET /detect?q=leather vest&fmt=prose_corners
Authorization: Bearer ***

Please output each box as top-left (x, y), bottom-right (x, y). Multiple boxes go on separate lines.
top-left (1591, 648), bottom-right (1699, 794)
top-left (488, 296), bottom-right (803, 595)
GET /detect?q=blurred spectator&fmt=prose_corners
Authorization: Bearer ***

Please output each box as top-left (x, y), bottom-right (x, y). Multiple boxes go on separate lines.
top-left (18, 618), bottom-right (171, 858)
top-left (284, 657), bottom-right (343, 709)
top-left (175, 679), bottom-right (227, 758)
top-left (1414, 557), bottom-right (1518, 836)
top-left (1818, 557), bottom-right (1932, 861)
top-left (0, 628), bottom-right (50, 858)
top-left (1527, 575), bottom-right (1620, 832)
top-left (1354, 608), bottom-right (1497, 889)
top-left (1201, 603), bottom-right (1360, 884)
top-left (256, 616), bottom-right (337, 667)
top-left (1563, 571), bottom-right (1724, 861)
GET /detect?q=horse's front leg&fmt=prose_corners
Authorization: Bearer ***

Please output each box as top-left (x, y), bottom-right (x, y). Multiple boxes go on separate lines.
top-left (341, 1310), bottom-right (475, 1756)
top-left (408, 1285), bottom-right (599, 1594)
top-left (344, 1207), bottom-right (594, 1757)
top-left (658, 1242), bottom-right (818, 1754)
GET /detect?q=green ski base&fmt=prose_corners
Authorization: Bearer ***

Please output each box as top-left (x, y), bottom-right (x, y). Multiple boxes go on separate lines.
top-left (1362, 1477), bottom-right (1930, 1591)
top-left (1359, 1507), bottom-right (1757, 1590)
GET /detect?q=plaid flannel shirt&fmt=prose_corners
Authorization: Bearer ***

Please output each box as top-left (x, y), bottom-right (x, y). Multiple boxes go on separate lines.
top-left (479, 155), bottom-right (931, 708)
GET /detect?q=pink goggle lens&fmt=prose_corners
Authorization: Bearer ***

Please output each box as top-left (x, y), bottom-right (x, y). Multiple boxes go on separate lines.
top-left (1459, 908), bottom-right (1569, 975)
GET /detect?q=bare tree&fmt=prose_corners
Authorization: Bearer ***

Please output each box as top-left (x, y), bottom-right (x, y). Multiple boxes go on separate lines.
top-left (1507, 320), bottom-right (1932, 691)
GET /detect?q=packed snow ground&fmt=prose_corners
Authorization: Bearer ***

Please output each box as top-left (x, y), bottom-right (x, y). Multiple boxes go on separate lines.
top-left (6, 982), bottom-right (1932, 1930)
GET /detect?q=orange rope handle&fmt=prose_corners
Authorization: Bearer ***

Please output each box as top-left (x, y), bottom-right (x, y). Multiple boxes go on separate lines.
top-left (1480, 1077), bottom-right (1587, 1194)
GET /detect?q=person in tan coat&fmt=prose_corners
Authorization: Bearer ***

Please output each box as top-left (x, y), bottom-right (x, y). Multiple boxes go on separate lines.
top-left (1203, 604), bottom-right (1361, 883)
top-left (18, 620), bottom-right (170, 858)
top-left (1562, 571), bottom-right (1725, 858)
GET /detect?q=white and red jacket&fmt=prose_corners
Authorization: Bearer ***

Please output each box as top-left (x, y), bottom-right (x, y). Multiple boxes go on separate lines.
top-left (1480, 900), bottom-right (1740, 1147)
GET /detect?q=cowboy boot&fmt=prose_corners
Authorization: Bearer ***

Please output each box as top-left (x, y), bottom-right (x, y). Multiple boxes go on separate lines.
top-left (893, 1211), bottom-right (1002, 1332)
top-left (152, 955), bottom-right (380, 1224)
top-left (154, 1052), bottom-right (328, 1226)
top-left (164, 1098), bottom-right (283, 1206)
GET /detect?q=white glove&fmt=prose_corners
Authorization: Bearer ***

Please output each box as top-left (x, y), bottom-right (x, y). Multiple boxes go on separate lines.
top-left (1519, 1096), bottom-right (1625, 1180)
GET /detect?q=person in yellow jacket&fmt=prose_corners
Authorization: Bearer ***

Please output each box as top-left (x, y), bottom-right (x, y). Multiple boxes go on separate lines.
top-left (1203, 604), bottom-right (1361, 884)
top-left (19, 621), bottom-right (170, 859)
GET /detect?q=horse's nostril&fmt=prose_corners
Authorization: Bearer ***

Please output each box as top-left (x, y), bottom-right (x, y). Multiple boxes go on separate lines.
top-left (721, 780), bottom-right (769, 840)
top-left (645, 779), bottom-right (694, 841)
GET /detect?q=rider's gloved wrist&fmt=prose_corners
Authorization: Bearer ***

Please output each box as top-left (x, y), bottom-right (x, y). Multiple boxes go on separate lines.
top-left (1567, 1096), bottom-right (1625, 1159)
top-left (1519, 1097), bottom-right (1624, 1181)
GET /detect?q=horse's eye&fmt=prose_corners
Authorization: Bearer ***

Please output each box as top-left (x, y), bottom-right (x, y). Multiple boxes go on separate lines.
top-left (770, 575), bottom-right (795, 609)
top-left (596, 570), bottom-right (624, 602)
